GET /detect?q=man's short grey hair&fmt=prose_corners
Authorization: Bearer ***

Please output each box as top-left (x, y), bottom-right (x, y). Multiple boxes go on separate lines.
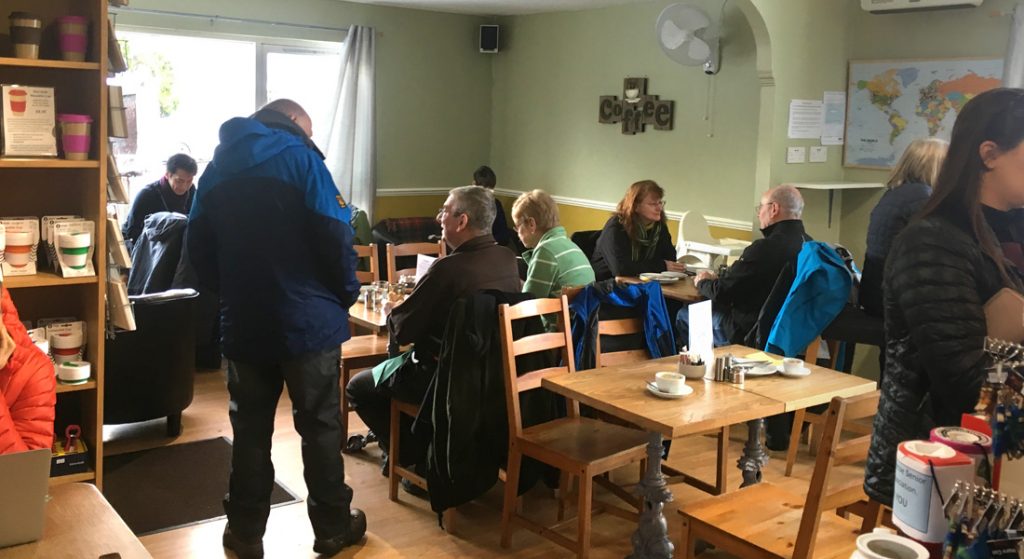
top-left (450, 185), bottom-right (496, 232)
top-left (769, 185), bottom-right (804, 218)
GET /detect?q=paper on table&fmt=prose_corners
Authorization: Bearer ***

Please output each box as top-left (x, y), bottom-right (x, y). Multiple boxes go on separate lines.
top-left (743, 351), bottom-right (783, 367)
top-left (415, 254), bottom-right (436, 282)
top-left (688, 300), bottom-right (714, 376)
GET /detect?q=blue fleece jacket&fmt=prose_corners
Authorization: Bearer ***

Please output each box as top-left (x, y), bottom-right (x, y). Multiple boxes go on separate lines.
top-left (188, 113), bottom-right (360, 363)
top-left (765, 241), bottom-right (851, 357)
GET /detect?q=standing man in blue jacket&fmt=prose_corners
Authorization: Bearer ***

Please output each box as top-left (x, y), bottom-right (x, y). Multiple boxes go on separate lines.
top-left (188, 99), bottom-right (365, 558)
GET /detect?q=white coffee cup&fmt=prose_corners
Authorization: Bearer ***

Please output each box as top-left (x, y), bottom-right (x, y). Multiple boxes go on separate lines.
top-left (655, 371), bottom-right (686, 394)
top-left (782, 357), bottom-right (805, 375)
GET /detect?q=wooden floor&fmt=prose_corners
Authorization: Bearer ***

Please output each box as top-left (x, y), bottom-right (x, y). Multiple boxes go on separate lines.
top-left (103, 368), bottom-right (861, 559)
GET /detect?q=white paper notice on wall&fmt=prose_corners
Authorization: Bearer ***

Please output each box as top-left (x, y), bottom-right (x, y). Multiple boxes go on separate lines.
top-left (821, 91), bottom-right (846, 146)
top-left (688, 300), bottom-right (715, 372)
top-left (810, 146), bottom-right (828, 163)
top-left (787, 146), bottom-right (807, 164)
top-left (787, 99), bottom-right (823, 139)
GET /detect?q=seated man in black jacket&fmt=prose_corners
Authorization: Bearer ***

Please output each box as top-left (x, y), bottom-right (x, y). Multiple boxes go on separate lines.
top-left (346, 186), bottom-right (520, 473)
top-left (676, 185), bottom-right (810, 348)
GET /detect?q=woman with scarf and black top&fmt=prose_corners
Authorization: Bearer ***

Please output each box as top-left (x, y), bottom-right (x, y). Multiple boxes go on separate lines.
top-left (865, 88), bottom-right (1024, 506)
top-left (591, 180), bottom-right (685, 280)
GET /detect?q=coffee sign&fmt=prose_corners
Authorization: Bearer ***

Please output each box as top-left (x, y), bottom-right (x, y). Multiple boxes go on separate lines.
top-left (598, 77), bottom-right (674, 135)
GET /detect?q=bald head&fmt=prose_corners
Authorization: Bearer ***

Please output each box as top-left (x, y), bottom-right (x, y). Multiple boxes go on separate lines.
top-left (261, 98), bottom-right (313, 138)
top-left (757, 185), bottom-right (804, 229)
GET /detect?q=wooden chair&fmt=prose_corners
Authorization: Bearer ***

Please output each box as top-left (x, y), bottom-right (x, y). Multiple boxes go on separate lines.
top-left (354, 243), bottom-right (379, 284)
top-left (678, 390), bottom-right (883, 559)
top-left (783, 337), bottom-right (870, 477)
top-left (563, 285), bottom-right (729, 496)
top-left (340, 244), bottom-right (387, 437)
top-left (385, 240), bottom-right (445, 283)
top-left (498, 296), bottom-right (648, 559)
top-left (387, 391), bottom-right (456, 533)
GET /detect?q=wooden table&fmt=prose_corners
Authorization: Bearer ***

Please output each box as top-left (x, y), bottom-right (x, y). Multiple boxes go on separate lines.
top-left (348, 300), bottom-right (389, 333)
top-left (542, 345), bottom-right (877, 559)
top-left (0, 483), bottom-right (151, 559)
top-left (616, 276), bottom-right (703, 303)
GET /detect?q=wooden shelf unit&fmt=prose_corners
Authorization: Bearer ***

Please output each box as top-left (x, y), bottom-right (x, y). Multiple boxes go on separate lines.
top-left (3, 0), bottom-right (109, 489)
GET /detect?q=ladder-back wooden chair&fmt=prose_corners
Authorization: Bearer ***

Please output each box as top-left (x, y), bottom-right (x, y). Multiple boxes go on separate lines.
top-left (340, 243), bottom-right (387, 438)
top-left (678, 390), bottom-right (883, 559)
top-left (498, 295), bottom-right (648, 559)
top-left (385, 240), bottom-right (445, 283)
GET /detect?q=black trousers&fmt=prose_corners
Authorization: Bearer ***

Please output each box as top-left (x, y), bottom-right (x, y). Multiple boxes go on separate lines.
top-left (224, 347), bottom-right (353, 541)
top-left (346, 366), bottom-right (432, 466)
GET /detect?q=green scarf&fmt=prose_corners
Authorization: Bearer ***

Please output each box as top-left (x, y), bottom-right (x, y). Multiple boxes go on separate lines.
top-left (631, 221), bottom-right (663, 262)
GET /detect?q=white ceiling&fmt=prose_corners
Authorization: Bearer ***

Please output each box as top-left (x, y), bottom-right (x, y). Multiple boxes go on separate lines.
top-left (338, 0), bottom-right (655, 16)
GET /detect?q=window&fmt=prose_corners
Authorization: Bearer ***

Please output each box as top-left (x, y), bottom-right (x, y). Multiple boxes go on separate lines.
top-left (110, 29), bottom-right (341, 201)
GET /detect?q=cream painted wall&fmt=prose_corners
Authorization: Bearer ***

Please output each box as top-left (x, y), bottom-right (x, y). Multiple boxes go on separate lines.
top-left (118, 0), bottom-right (494, 195)
top-left (838, 0), bottom-right (1017, 263)
top-left (489, 1), bottom-right (761, 226)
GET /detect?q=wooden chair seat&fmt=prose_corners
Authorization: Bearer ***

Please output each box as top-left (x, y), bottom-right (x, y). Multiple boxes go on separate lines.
top-left (679, 483), bottom-right (861, 559)
top-left (520, 417), bottom-right (649, 468)
top-left (340, 334), bottom-right (390, 437)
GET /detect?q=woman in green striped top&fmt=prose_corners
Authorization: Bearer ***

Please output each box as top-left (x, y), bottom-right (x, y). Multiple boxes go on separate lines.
top-left (512, 190), bottom-right (596, 298)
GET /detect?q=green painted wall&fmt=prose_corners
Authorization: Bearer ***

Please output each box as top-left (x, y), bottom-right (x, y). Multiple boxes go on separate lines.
top-left (489, 1), bottom-right (761, 226)
top-left (118, 0), bottom-right (494, 194)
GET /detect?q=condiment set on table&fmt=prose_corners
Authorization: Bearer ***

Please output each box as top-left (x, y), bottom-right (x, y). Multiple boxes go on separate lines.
top-left (646, 350), bottom-right (812, 399)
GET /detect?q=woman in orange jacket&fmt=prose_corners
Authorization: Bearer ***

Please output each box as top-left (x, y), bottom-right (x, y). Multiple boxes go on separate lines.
top-left (0, 285), bottom-right (55, 454)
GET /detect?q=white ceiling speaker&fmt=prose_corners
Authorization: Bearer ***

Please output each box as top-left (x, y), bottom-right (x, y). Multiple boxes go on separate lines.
top-left (656, 3), bottom-right (720, 75)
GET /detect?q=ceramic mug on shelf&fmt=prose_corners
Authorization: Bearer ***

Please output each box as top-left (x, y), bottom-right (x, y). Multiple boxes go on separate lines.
top-left (9, 12), bottom-right (42, 59)
top-left (58, 231), bottom-right (91, 269)
top-left (50, 331), bottom-right (84, 364)
top-left (4, 231), bottom-right (33, 267)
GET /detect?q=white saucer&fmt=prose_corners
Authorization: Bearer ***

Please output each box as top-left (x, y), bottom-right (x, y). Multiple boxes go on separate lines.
top-left (661, 271), bottom-right (690, 279)
top-left (779, 366), bottom-right (811, 378)
top-left (639, 273), bottom-right (680, 284)
top-left (646, 382), bottom-right (694, 399)
top-left (745, 364), bottom-right (778, 377)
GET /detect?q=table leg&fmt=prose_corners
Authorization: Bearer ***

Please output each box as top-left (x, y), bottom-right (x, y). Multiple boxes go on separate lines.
top-left (627, 431), bottom-right (674, 559)
top-left (738, 419), bottom-right (769, 487)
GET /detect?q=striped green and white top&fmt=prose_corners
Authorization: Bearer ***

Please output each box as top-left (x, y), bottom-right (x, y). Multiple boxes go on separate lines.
top-left (522, 226), bottom-right (596, 298)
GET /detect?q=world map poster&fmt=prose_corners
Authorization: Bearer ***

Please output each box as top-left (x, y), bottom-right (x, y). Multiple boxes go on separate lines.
top-left (845, 58), bottom-right (1003, 169)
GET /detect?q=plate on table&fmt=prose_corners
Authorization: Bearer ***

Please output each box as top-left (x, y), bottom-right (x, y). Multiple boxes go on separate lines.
top-left (639, 273), bottom-right (679, 284)
top-left (779, 366), bottom-right (811, 378)
top-left (744, 363), bottom-right (779, 377)
top-left (646, 382), bottom-right (694, 399)
top-left (661, 271), bottom-right (691, 279)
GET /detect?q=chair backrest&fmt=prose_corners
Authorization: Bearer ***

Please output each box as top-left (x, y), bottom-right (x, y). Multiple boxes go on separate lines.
top-left (353, 243), bottom-right (379, 284)
top-left (386, 240), bottom-right (446, 284)
top-left (569, 230), bottom-right (601, 262)
top-left (793, 390), bottom-right (881, 559)
top-left (562, 285), bottom-right (651, 369)
top-left (497, 296), bottom-right (577, 439)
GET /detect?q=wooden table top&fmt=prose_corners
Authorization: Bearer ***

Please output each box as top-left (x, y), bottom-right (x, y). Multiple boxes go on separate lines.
top-left (616, 276), bottom-right (703, 303)
top-left (542, 356), bottom-right (785, 439)
top-left (716, 345), bottom-right (878, 412)
top-left (348, 300), bottom-right (388, 332)
top-left (0, 483), bottom-right (152, 559)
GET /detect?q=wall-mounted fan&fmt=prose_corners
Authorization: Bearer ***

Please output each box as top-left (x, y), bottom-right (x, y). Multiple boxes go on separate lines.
top-left (656, 3), bottom-right (721, 75)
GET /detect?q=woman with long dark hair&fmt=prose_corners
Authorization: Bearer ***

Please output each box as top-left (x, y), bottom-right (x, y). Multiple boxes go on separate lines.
top-left (590, 180), bottom-right (684, 280)
top-left (865, 88), bottom-right (1024, 505)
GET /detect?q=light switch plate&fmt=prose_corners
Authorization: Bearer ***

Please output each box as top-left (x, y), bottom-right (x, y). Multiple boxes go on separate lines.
top-left (810, 146), bottom-right (828, 163)
top-left (786, 147), bottom-right (807, 164)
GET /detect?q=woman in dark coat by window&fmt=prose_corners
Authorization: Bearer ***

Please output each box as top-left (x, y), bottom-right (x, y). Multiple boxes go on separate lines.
top-left (860, 137), bottom-right (948, 317)
top-left (591, 180), bottom-right (685, 280)
top-left (865, 88), bottom-right (1024, 506)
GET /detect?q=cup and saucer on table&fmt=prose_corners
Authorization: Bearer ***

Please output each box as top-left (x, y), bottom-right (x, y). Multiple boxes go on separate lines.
top-left (779, 357), bottom-right (811, 378)
top-left (646, 371), bottom-right (694, 399)
top-left (735, 355), bottom-right (811, 378)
